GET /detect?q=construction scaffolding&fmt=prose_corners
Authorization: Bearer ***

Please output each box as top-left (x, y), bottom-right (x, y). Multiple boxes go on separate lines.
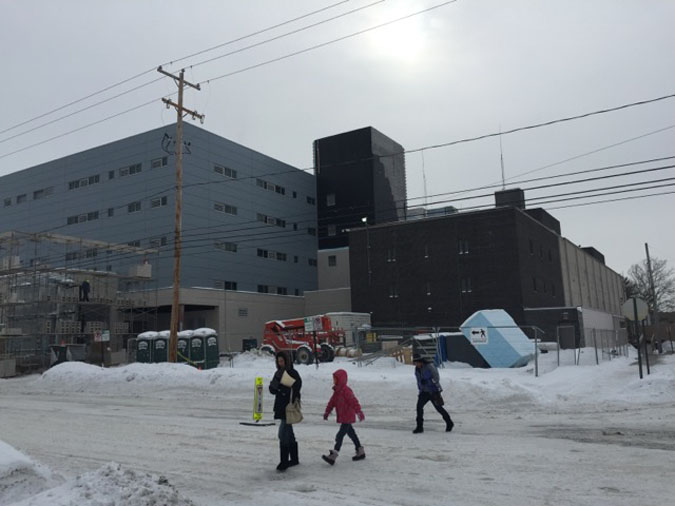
top-left (0, 231), bottom-right (158, 374)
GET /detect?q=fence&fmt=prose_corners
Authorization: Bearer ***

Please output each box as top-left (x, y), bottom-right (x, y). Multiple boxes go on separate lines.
top-left (352, 325), bottom-right (629, 377)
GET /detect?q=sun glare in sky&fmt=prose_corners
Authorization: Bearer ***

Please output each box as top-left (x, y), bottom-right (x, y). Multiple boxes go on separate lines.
top-left (366, 15), bottom-right (428, 65)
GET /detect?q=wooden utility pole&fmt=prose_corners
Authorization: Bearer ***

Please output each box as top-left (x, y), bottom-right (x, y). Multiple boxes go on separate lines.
top-left (157, 66), bottom-right (204, 362)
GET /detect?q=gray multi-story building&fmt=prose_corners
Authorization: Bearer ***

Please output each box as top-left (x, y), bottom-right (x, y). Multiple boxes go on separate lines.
top-left (0, 123), bottom-right (318, 294)
top-left (0, 124), bottom-right (318, 351)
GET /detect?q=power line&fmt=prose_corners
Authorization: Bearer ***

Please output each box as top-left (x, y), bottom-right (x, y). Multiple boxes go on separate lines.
top-left (199, 1), bottom-right (458, 86)
top-left (0, 1), bottom-right (385, 146)
top-left (0, 0), bottom-right (352, 137)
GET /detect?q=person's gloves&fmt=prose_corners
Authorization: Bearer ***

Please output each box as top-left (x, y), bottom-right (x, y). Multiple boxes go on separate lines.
top-left (357, 412), bottom-right (365, 422)
top-left (323, 413), bottom-right (329, 421)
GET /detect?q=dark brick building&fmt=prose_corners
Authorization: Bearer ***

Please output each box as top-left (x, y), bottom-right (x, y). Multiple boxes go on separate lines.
top-left (348, 205), bottom-right (566, 327)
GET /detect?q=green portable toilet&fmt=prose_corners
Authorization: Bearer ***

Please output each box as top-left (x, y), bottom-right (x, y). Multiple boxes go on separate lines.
top-left (189, 333), bottom-right (205, 369)
top-left (153, 330), bottom-right (170, 363)
top-left (195, 328), bottom-right (219, 369)
top-left (136, 331), bottom-right (157, 363)
top-left (177, 330), bottom-right (193, 363)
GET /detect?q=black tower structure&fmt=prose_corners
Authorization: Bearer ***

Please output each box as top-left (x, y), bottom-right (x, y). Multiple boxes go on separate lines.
top-left (313, 127), bottom-right (406, 249)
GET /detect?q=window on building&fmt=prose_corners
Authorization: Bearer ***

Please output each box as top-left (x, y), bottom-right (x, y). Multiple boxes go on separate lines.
top-left (214, 202), bottom-right (237, 215)
top-left (328, 255), bottom-right (337, 267)
top-left (128, 240), bottom-right (141, 247)
top-left (424, 245), bottom-right (429, 259)
top-left (108, 170), bottom-right (115, 180)
top-left (426, 282), bottom-right (432, 296)
top-left (257, 285), bottom-right (269, 293)
top-left (225, 281), bottom-right (238, 291)
top-left (276, 252), bottom-right (287, 262)
top-left (108, 207), bottom-right (115, 217)
top-left (532, 277), bottom-right (538, 292)
top-left (151, 196), bottom-right (168, 208)
top-left (151, 157), bottom-right (169, 169)
top-left (215, 241), bottom-right (238, 253)
top-left (294, 288), bottom-right (300, 296)
top-left (292, 191), bottom-right (297, 199)
top-left (327, 225), bottom-right (336, 237)
top-left (257, 249), bottom-right (268, 258)
top-left (458, 240), bottom-right (469, 255)
top-left (294, 256), bottom-right (298, 263)
top-left (388, 285), bottom-right (399, 299)
top-left (238, 307), bottom-right (248, 317)
top-left (306, 196), bottom-right (316, 205)
top-left (308, 258), bottom-right (317, 267)
top-left (87, 211), bottom-right (99, 221)
top-left (128, 201), bottom-right (141, 213)
top-left (386, 248), bottom-right (396, 262)
top-left (33, 189), bottom-right (44, 200)
top-left (16, 194), bottom-right (27, 204)
top-left (307, 227), bottom-right (316, 236)
top-left (214, 164), bottom-right (236, 178)
top-left (277, 287), bottom-right (288, 295)
top-left (326, 193), bottom-right (336, 207)
top-left (293, 223), bottom-right (298, 231)
top-left (461, 278), bottom-right (472, 293)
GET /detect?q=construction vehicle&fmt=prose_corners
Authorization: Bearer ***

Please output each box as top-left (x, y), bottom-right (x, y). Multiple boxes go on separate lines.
top-left (260, 315), bottom-right (346, 365)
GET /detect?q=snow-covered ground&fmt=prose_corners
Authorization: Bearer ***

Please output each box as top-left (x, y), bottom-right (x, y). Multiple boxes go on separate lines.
top-left (1, 349), bottom-right (674, 505)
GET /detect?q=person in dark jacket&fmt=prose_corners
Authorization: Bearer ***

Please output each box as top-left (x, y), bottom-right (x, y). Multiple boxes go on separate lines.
top-left (321, 369), bottom-right (366, 465)
top-left (269, 351), bottom-right (302, 471)
top-left (413, 354), bottom-right (453, 433)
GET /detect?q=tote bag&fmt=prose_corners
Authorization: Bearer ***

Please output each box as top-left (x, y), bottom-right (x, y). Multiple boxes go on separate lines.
top-left (285, 390), bottom-right (303, 424)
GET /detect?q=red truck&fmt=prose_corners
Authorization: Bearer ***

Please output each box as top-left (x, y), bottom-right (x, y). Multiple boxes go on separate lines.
top-left (260, 315), bottom-right (344, 365)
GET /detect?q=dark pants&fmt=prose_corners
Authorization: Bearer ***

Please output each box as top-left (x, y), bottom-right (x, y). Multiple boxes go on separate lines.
top-left (416, 392), bottom-right (452, 427)
top-left (334, 423), bottom-right (361, 452)
top-left (278, 420), bottom-right (296, 446)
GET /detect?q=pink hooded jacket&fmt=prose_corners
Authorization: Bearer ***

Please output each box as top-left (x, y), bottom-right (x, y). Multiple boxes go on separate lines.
top-left (324, 369), bottom-right (364, 424)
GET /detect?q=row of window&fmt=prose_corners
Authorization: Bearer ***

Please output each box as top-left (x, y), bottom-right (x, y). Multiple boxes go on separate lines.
top-left (3, 161), bottom-right (147, 207)
top-left (213, 280), bottom-right (303, 297)
top-left (64, 195), bottom-right (170, 225)
top-left (256, 178), bottom-right (285, 195)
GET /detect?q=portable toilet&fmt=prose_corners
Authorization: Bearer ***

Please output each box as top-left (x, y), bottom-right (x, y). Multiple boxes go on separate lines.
top-left (189, 332), bottom-right (206, 369)
top-left (136, 331), bottom-right (157, 363)
top-left (177, 330), bottom-right (193, 363)
top-left (153, 330), bottom-right (170, 363)
top-left (194, 328), bottom-right (219, 369)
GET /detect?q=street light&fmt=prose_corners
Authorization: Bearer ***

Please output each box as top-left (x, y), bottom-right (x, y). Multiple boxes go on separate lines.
top-left (362, 217), bottom-right (371, 286)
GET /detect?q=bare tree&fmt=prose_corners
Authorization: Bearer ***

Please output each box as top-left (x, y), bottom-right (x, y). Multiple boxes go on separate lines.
top-left (628, 256), bottom-right (675, 311)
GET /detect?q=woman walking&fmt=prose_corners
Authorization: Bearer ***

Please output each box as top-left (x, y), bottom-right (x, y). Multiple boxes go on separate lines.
top-left (269, 351), bottom-right (302, 471)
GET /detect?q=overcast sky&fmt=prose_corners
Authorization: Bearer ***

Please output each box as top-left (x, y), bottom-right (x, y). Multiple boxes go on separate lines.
top-left (2, 0), bottom-right (674, 277)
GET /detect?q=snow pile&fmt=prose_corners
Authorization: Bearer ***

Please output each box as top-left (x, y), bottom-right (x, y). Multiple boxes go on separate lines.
top-left (1, 441), bottom-right (196, 506)
top-left (32, 350), bottom-right (675, 408)
top-left (0, 440), bottom-right (60, 505)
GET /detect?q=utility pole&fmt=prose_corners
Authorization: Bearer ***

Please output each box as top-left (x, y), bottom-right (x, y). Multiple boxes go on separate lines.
top-left (645, 242), bottom-right (660, 352)
top-left (157, 66), bottom-right (204, 362)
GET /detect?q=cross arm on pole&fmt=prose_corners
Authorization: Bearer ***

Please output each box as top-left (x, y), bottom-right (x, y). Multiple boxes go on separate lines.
top-left (161, 98), bottom-right (205, 122)
top-left (157, 66), bottom-right (201, 90)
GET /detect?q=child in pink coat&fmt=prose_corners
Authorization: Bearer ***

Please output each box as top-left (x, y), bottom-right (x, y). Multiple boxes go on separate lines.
top-left (322, 369), bottom-right (365, 465)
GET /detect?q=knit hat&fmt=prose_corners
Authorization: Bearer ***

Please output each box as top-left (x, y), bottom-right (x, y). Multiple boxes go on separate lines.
top-left (412, 353), bottom-right (425, 363)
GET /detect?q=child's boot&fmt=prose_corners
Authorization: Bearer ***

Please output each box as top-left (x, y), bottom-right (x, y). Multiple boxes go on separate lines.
top-left (321, 449), bottom-right (338, 465)
top-left (352, 446), bottom-right (366, 461)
